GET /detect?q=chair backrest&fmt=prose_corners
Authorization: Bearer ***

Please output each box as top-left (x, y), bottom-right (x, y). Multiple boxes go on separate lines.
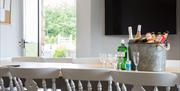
top-left (9, 67), bottom-right (60, 91)
top-left (111, 71), bottom-right (177, 91)
top-left (0, 68), bottom-right (8, 91)
top-left (0, 67), bottom-right (14, 91)
top-left (11, 57), bottom-right (44, 62)
top-left (61, 68), bottom-right (112, 91)
top-left (72, 57), bottom-right (101, 64)
top-left (43, 58), bottom-right (73, 63)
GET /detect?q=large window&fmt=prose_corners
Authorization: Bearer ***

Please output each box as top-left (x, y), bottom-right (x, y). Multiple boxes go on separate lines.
top-left (41, 0), bottom-right (76, 58)
top-left (24, 0), bottom-right (76, 58)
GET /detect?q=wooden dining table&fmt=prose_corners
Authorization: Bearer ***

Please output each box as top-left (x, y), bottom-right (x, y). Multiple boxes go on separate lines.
top-left (0, 60), bottom-right (180, 75)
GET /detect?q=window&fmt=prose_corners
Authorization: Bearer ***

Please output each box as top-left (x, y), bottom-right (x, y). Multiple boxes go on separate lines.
top-left (24, 0), bottom-right (76, 58)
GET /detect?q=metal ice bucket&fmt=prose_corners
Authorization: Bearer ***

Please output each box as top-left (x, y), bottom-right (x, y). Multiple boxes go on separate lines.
top-left (129, 43), bottom-right (169, 72)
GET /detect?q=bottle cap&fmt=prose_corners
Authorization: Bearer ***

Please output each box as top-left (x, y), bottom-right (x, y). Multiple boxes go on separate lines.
top-left (128, 26), bottom-right (134, 40)
top-left (121, 39), bottom-right (125, 44)
top-left (128, 26), bottom-right (132, 31)
top-left (137, 25), bottom-right (141, 32)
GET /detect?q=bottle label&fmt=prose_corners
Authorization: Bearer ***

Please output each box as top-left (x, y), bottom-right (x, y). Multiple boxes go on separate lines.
top-left (126, 61), bottom-right (131, 71)
top-left (121, 61), bottom-right (126, 70)
top-left (118, 52), bottom-right (125, 57)
top-left (126, 63), bottom-right (131, 71)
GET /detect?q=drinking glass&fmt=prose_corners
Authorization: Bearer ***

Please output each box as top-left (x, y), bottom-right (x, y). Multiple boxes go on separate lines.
top-left (107, 53), bottom-right (113, 68)
top-left (99, 53), bottom-right (107, 67)
top-left (112, 54), bottom-right (118, 69)
top-left (133, 52), bottom-right (139, 71)
top-left (107, 53), bottom-right (117, 69)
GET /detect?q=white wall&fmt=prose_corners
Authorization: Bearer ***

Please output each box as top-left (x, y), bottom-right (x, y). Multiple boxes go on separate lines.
top-left (77, 0), bottom-right (180, 60)
top-left (76, 0), bottom-right (92, 57)
top-left (0, 0), bottom-right (23, 59)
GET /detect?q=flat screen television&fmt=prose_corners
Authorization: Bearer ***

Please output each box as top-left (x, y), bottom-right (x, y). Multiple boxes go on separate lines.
top-left (105, 0), bottom-right (176, 35)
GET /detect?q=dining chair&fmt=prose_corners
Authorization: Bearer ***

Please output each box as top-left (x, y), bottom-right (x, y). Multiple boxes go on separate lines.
top-left (11, 57), bottom-right (44, 62)
top-left (61, 68), bottom-right (112, 91)
top-left (9, 68), bottom-right (61, 91)
top-left (0, 67), bottom-right (8, 91)
top-left (43, 58), bottom-right (73, 63)
top-left (0, 67), bottom-right (15, 91)
top-left (111, 71), bottom-right (177, 91)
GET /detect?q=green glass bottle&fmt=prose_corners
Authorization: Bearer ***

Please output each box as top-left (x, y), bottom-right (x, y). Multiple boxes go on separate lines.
top-left (117, 40), bottom-right (127, 70)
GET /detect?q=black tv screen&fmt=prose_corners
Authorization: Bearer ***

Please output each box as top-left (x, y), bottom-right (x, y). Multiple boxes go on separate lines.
top-left (105, 0), bottom-right (176, 35)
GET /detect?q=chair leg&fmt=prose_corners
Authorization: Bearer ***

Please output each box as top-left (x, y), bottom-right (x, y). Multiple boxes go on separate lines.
top-left (166, 86), bottom-right (171, 91)
top-left (131, 85), bottom-right (145, 91)
top-left (13, 77), bottom-right (21, 91)
top-left (141, 86), bottom-right (146, 91)
top-left (42, 79), bottom-right (47, 91)
top-left (18, 78), bottom-right (24, 91)
top-left (71, 80), bottom-right (76, 91)
top-left (78, 80), bottom-right (83, 91)
top-left (108, 81), bottom-right (112, 91)
top-left (177, 85), bottom-right (180, 91)
top-left (25, 79), bottom-right (38, 91)
top-left (65, 79), bottom-right (72, 91)
top-left (97, 81), bottom-right (102, 91)
top-left (153, 86), bottom-right (158, 91)
top-left (8, 73), bottom-right (13, 91)
top-left (0, 78), bottom-right (5, 91)
top-left (115, 82), bottom-right (121, 91)
top-left (121, 84), bottom-right (127, 91)
top-left (87, 81), bottom-right (92, 91)
top-left (52, 78), bottom-right (56, 91)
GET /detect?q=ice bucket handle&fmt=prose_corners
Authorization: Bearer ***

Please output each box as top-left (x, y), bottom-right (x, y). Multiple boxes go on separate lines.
top-left (158, 43), bottom-right (170, 51)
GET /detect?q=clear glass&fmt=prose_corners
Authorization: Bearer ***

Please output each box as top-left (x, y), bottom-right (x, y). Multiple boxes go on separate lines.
top-left (112, 54), bottom-right (118, 69)
top-left (99, 53), bottom-right (107, 68)
top-left (107, 53), bottom-right (118, 69)
top-left (107, 53), bottom-right (113, 68)
top-left (99, 53), bottom-right (118, 69)
top-left (133, 52), bottom-right (139, 71)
